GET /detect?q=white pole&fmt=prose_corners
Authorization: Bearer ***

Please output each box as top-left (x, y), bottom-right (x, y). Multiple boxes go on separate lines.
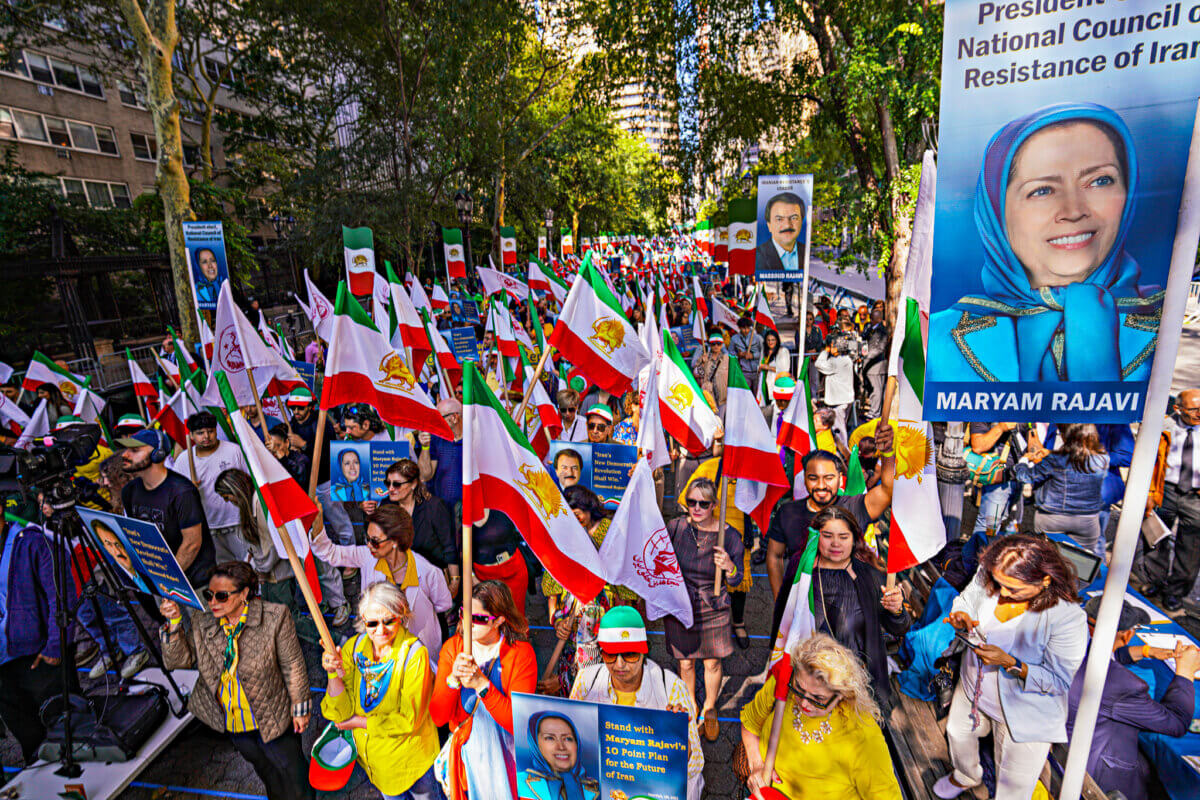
top-left (1059, 100), bottom-right (1200, 800)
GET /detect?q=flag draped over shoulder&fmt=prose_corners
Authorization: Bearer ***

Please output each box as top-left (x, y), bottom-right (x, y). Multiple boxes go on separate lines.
top-left (548, 257), bottom-right (650, 396)
top-left (886, 151), bottom-right (946, 573)
top-left (322, 282), bottom-right (453, 439)
top-left (461, 362), bottom-right (607, 601)
top-left (598, 459), bottom-right (693, 626)
top-left (342, 225), bottom-right (376, 296)
top-left (725, 358), bottom-right (789, 532)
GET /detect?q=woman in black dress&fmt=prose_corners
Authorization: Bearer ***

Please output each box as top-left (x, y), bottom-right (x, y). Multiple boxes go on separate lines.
top-left (771, 506), bottom-right (909, 711)
top-left (664, 477), bottom-right (743, 743)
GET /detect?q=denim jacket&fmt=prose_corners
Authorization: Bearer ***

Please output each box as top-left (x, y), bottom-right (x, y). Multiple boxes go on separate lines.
top-left (1012, 452), bottom-right (1109, 515)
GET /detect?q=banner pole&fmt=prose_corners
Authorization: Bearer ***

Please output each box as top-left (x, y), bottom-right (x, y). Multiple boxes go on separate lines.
top-left (513, 343), bottom-right (555, 426)
top-left (1060, 99), bottom-right (1200, 800)
top-left (186, 432), bottom-right (199, 489)
top-left (877, 376), bottom-right (898, 591)
top-left (306, 407), bottom-right (328, 501)
top-left (714, 469), bottom-right (729, 597)
top-left (245, 371), bottom-right (270, 441)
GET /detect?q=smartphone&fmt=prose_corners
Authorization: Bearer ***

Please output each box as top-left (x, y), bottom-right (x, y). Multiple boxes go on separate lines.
top-left (955, 630), bottom-right (985, 649)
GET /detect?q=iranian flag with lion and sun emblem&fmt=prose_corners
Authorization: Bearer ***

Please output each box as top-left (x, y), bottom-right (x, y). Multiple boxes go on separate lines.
top-left (321, 282), bottom-right (453, 440)
top-left (461, 362), bottom-right (608, 602)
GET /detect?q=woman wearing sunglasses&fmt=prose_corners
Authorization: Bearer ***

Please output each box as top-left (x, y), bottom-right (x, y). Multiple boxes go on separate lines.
top-left (570, 607), bottom-right (704, 800)
top-left (311, 504), bottom-right (452, 659)
top-left (663, 476), bottom-right (743, 742)
top-left (321, 582), bottom-right (441, 800)
top-left (770, 506), bottom-right (909, 712)
top-left (160, 562), bottom-right (313, 800)
top-left (740, 633), bottom-right (900, 800)
top-left (379, 459), bottom-right (461, 597)
top-left (430, 580), bottom-right (537, 800)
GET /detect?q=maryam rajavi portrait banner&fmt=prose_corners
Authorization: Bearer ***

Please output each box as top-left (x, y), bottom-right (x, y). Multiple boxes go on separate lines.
top-left (75, 507), bottom-right (205, 610)
top-left (182, 220), bottom-right (230, 313)
top-left (513, 693), bottom-right (688, 800)
top-left (754, 174), bottom-right (813, 283)
top-left (924, 0), bottom-right (1200, 422)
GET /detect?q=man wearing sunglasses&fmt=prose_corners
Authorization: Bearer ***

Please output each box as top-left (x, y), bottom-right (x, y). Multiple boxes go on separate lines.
top-left (569, 607), bottom-right (704, 800)
top-left (584, 404), bottom-right (614, 444)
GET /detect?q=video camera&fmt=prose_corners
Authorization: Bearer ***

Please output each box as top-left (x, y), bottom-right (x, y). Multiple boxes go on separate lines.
top-left (0, 422), bottom-right (102, 509)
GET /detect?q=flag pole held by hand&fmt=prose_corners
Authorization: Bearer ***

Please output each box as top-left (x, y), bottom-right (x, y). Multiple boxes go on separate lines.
top-left (714, 471), bottom-right (729, 597)
top-left (878, 375), bottom-right (898, 591)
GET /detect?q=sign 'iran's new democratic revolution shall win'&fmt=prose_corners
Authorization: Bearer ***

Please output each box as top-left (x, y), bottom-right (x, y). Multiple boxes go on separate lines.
top-left (924, 0), bottom-right (1200, 422)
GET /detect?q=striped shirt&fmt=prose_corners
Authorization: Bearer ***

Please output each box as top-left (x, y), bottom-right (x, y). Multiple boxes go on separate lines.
top-left (219, 607), bottom-right (257, 733)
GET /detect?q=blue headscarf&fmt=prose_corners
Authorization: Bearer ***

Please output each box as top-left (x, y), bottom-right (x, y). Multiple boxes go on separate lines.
top-left (963, 102), bottom-right (1152, 381)
top-left (527, 711), bottom-right (587, 800)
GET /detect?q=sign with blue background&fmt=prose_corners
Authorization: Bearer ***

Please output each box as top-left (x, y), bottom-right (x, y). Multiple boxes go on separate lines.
top-left (76, 507), bottom-right (204, 609)
top-left (546, 440), bottom-right (637, 509)
top-left (755, 175), bottom-right (812, 283)
top-left (329, 440), bottom-right (411, 502)
top-left (182, 220), bottom-right (229, 312)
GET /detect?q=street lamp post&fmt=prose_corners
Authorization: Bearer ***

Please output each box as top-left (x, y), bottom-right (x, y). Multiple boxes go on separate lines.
top-left (740, 171), bottom-right (753, 198)
top-left (543, 208), bottom-right (554, 264)
top-left (454, 190), bottom-right (474, 293)
top-left (270, 213), bottom-right (300, 299)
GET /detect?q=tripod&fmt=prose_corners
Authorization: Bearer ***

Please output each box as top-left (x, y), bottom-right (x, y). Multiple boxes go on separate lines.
top-left (37, 492), bottom-right (188, 777)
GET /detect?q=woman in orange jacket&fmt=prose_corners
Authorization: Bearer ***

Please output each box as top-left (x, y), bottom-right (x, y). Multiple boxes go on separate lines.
top-left (431, 580), bottom-right (537, 800)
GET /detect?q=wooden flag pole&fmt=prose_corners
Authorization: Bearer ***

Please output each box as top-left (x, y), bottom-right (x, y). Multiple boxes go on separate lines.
top-left (714, 469), bottom-right (729, 597)
top-left (878, 375), bottom-right (899, 591)
top-left (306, 406), bottom-right (329, 500)
top-left (134, 392), bottom-right (147, 423)
top-left (276, 512), bottom-right (336, 654)
top-left (540, 603), bottom-right (580, 684)
top-left (513, 343), bottom-right (555, 426)
top-left (245, 371), bottom-right (271, 441)
top-left (461, 521), bottom-right (474, 658)
top-left (185, 432), bottom-right (199, 488)
top-left (760, 697), bottom-right (787, 796)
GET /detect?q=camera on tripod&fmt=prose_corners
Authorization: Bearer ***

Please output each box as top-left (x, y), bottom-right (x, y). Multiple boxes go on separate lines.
top-left (3, 423), bottom-right (102, 509)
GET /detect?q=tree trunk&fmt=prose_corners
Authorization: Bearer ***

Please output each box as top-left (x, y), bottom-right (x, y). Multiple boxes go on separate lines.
top-left (200, 103), bottom-right (214, 182)
top-left (119, 0), bottom-right (197, 345)
top-left (493, 155), bottom-right (506, 267)
top-left (877, 93), bottom-right (907, 329)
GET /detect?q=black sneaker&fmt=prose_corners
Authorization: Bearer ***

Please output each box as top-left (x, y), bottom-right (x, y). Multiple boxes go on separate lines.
top-left (1162, 594), bottom-right (1183, 612)
top-left (1141, 580), bottom-right (1163, 597)
top-left (751, 549), bottom-right (767, 566)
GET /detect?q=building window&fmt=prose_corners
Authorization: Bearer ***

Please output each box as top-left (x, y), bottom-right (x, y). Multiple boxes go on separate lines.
top-left (183, 144), bottom-right (200, 167)
top-left (57, 178), bottom-right (131, 209)
top-left (110, 183), bottom-right (132, 208)
top-left (85, 180), bottom-right (111, 207)
top-left (68, 120), bottom-right (98, 151)
top-left (95, 126), bottom-right (118, 155)
top-left (130, 132), bottom-right (157, 161)
top-left (60, 178), bottom-right (87, 204)
top-left (4, 49), bottom-right (104, 98)
top-left (0, 109), bottom-right (13, 139)
top-left (11, 109), bottom-right (47, 142)
top-left (118, 79), bottom-right (146, 107)
top-left (45, 116), bottom-right (71, 147)
top-left (0, 105), bottom-right (119, 156)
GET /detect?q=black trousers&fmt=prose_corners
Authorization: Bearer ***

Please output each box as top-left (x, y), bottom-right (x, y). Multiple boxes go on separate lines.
top-left (228, 728), bottom-right (314, 800)
top-left (0, 652), bottom-right (70, 764)
top-left (1146, 483), bottom-right (1200, 598)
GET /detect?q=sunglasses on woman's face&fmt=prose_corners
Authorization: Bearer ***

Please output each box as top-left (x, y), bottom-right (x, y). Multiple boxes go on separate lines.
top-left (462, 610), bottom-right (497, 626)
top-left (364, 618), bottom-right (397, 629)
top-left (686, 498), bottom-right (713, 510)
top-left (600, 651), bottom-right (643, 665)
top-left (203, 588), bottom-right (242, 603)
top-left (788, 682), bottom-right (837, 709)
top-left (386, 479), bottom-right (412, 488)
top-left (560, 406), bottom-right (577, 414)
top-left (366, 535), bottom-right (390, 547)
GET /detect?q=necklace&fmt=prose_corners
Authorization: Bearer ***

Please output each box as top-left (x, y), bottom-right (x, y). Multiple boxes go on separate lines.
top-left (789, 704), bottom-right (834, 742)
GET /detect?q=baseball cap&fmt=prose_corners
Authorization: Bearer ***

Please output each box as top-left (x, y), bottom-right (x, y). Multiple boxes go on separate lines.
top-left (707, 333), bottom-right (724, 343)
top-left (308, 722), bottom-right (357, 791)
top-left (597, 606), bottom-right (648, 655)
top-left (771, 376), bottom-right (796, 400)
top-left (286, 387), bottom-right (313, 407)
top-left (115, 428), bottom-right (168, 451)
top-left (585, 404), bottom-right (613, 424)
top-left (115, 414), bottom-right (146, 431)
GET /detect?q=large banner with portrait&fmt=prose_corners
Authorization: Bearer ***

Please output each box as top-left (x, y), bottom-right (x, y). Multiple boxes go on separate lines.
top-left (513, 693), bottom-right (688, 800)
top-left (329, 440), bottom-right (412, 502)
top-left (546, 440), bottom-right (638, 510)
top-left (75, 507), bottom-right (204, 609)
top-left (924, 1), bottom-right (1200, 422)
top-left (755, 174), bottom-right (813, 283)
top-left (182, 220), bottom-right (230, 312)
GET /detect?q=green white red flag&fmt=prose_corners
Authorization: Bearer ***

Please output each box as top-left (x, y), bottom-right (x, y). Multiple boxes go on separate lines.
top-left (431, 282), bottom-right (450, 311)
top-left (776, 357), bottom-right (818, 455)
top-left (442, 228), bottom-right (466, 278)
top-left (728, 199), bottom-right (756, 276)
top-left (692, 276), bottom-right (708, 317)
top-left (407, 274), bottom-right (432, 316)
top-left (461, 362), bottom-right (607, 601)
top-left (885, 151), bottom-right (946, 573)
top-left (479, 265), bottom-right (529, 302)
top-left (657, 331), bottom-right (721, 454)
top-left (385, 262), bottom-right (432, 365)
top-left (342, 225), bottom-right (376, 296)
top-left (321, 282), bottom-right (453, 440)
top-left (725, 358), bottom-right (789, 532)
top-left (714, 226), bottom-right (729, 263)
top-left (560, 227), bottom-right (573, 256)
top-left (22, 351), bottom-right (88, 404)
top-left (768, 532), bottom-right (820, 675)
top-left (754, 286), bottom-right (777, 332)
top-left (126, 348), bottom-right (156, 399)
top-left (499, 225), bottom-right (518, 265)
top-left (549, 258), bottom-right (650, 396)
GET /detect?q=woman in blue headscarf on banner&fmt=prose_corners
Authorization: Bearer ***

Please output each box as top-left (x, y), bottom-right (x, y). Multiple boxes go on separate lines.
top-left (517, 711), bottom-right (598, 800)
top-left (331, 448), bottom-right (370, 502)
top-left (929, 102), bottom-right (1164, 384)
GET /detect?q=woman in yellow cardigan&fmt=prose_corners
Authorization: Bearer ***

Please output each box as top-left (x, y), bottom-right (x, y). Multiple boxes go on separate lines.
top-left (740, 633), bottom-right (900, 800)
top-left (321, 582), bottom-right (440, 800)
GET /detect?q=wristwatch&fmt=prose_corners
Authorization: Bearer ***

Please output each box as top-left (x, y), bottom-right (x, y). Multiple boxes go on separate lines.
top-left (476, 682), bottom-right (490, 699)
top-left (1005, 656), bottom-right (1024, 677)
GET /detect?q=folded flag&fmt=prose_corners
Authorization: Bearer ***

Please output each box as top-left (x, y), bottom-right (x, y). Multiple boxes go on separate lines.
top-left (322, 282), bottom-right (453, 440)
top-left (769, 532), bottom-right (820, 680)
top-left (462, 362), bottom-right (607, 601)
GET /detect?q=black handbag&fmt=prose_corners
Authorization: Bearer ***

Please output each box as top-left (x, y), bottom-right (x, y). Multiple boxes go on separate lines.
top-left (38, 682), bottom-right (169, 763)
top-left (930, 637), bottom-right (970, 720)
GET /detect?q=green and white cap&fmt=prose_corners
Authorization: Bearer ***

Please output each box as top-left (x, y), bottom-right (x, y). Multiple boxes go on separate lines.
top-left (585, 404), bottom-right (613, 424)
top-left (53, 415), bottom-right (83, 432)
top-left (308, 722), bottom-right (357, 790)
top-left (286, 387), bottom-right (313, 407)
top-left (116, 413), bottom-right (146, 430)
top-left (597, 606), bottom-right (647, 654)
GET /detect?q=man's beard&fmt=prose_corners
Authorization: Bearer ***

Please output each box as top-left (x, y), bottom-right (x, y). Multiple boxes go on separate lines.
top-left (121, 453), bottom-right (152, 474)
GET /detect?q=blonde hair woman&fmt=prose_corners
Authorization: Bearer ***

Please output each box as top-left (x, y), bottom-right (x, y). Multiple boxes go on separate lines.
top-left (321, 583), bottom-right (440, 800)
top-left (740, 634), bottom-right (900, 800)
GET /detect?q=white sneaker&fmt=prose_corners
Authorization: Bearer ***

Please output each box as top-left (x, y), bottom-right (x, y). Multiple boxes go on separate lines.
top-left (88, 655), bottom-right (112, 680)
top-left (933, 774), bottom-right (966, 799)
top-left (120, 650), bottom-right (150, 679)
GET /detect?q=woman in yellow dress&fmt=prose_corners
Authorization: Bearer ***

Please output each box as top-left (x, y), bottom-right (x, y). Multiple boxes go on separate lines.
top-left (740, 633), bottom-right (900, 800)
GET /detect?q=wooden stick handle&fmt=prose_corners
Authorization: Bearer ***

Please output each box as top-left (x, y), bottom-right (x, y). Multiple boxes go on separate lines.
top-left (186, 433), bottom-right (199, 488)
top-left (246, 370), bottom-right (270, 440)
top-left (276, 523), bottom-right (336, 654)
top-left (513, 344), bottom-right (555, 426)
top-left (540, 604), bottom-right (579, 682)
top-left (306, 407), bottom-right (328, 500)
top-left (714, 473), bottom-right (728, 597)
top-left (761, 698), bottom-right (787, 788)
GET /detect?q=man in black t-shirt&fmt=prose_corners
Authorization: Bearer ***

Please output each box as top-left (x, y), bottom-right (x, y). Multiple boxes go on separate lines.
top-left (118, 428), bottom-right (215, 587)
top-left (765, 423), bottom-right (895, 600)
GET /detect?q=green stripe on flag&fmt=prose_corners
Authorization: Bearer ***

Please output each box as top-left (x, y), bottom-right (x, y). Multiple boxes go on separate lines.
top-left (798, 532), bottom-right (820, 613)
top-left (663, 330), bottom-right (705, 397)
top-left (579, 257), bottom-right (630, 320)
top-left (442, 227), bottom-right (463, 245)
top-left (726, 354), bottom-right (749, 391)
top-left (342, 225), bottom-right (373, 249)
top-left (841, 444), bottom-right (867, 496)
top-left (462, 362), bottom-right (533, 450)
top-left (214, 370), bottom-right (239, 415)
top-left (333, 280), bottom-right (381, 333)
top-left (901, 297), bottom-right (925, 405)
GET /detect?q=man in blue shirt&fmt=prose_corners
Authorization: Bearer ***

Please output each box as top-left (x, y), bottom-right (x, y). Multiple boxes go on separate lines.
top-left (417, 397), bottom-right (464, 513)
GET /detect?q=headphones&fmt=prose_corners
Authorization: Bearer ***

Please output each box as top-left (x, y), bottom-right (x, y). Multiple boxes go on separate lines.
top-left (147, 430), bottom-right (170, 463)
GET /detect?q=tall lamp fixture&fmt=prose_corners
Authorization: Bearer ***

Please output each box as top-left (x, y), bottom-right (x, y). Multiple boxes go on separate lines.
top-left (454, 190), bottom-right (474, 291)
top-left (543, 207), bottom-right (554, 262)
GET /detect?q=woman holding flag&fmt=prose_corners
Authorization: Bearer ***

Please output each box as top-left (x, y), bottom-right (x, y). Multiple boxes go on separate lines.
top-left (740, 634), bottom-right (899, 800)
top-left (664, 476), bottom-right (743, 742)
top-left (431, 580), bottom-right (537, 800)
